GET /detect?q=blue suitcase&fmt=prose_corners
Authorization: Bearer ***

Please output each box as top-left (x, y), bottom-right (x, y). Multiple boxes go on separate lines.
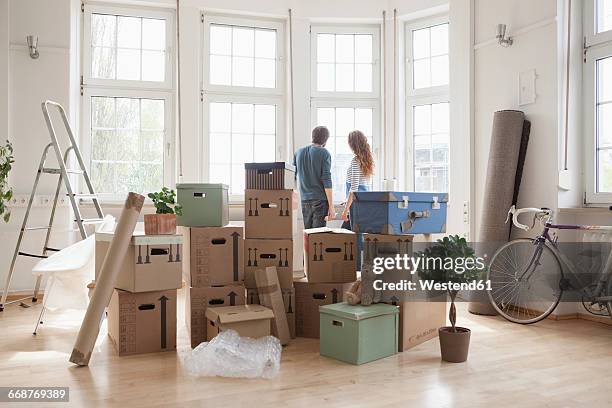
top-left (350, 191), bottom-right (448, 235)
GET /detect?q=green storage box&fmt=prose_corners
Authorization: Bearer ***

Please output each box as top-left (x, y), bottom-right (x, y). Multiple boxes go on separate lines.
top-left (176, 183), bottom-right (229, 227)
top-left (319, 302), bottom-right (398, 365)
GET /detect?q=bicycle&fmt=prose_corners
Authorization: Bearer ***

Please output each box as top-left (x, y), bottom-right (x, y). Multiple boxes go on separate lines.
top-left (486, 206), bottom-right (612, 324)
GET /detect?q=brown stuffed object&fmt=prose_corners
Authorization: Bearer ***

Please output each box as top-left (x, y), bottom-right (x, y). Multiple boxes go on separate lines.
top-left (345, 280), bottom-right (362, 305)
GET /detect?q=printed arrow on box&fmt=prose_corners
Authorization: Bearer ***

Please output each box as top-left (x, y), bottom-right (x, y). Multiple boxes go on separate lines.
top-left (159, 295), bottom-right (168, 349)
top-left (231, 231), bottom-right (240, 282)
top-left (228, 291), bottom-right (237, 306)
top-left (331, 288), bottom-right (338, 303)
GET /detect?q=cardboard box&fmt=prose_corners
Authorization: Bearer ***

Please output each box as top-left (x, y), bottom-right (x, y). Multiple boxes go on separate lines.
top-left (245, 162), bottom-right (296, 190)
top-left (244, 239), bottom-right (293, 288)
top-left (247, 287), bottom-right (295, 339)
top-left (294, 278), bottom-right (354, 338)
top-left (397, 299), bottom-right (446, 351)
top-left (358, 233), bottom-right (413, 269)
top-left (96, 232), bottom-right (182, 293)
top-left (205, 304), bottom-right (274, 340)
top-left (181, 225), bottom-right (244, 287)
top-left (303, 228), bottom-right (357, 283)
top-left (185, 285), bottom-right (246, 348)
top-left (245, 189), bottom-right (297, 239)
top-left (107, 289), bottom-right (177, 356)
top-left (254, 267), bottom-right (291, 345)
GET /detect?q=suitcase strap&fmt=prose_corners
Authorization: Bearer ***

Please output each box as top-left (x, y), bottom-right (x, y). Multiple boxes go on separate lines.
top-left (400, 210), bottom-right (431, 232)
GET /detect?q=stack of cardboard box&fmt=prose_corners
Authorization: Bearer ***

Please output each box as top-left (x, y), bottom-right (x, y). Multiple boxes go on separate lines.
top-left (95, 232), bottom-right (183, 356)
top-left (177, 183), bottom-right (247, 348)
top-left (243, 162), bottom-right (297, 338)
top-left (297, 228), bottom-right (357, 338)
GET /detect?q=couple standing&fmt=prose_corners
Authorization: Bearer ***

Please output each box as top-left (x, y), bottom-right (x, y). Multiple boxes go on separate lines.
top-left (293, 126), bottom-right (374, 229)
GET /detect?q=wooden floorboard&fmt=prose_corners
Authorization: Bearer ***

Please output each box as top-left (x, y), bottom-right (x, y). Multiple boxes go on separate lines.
top-left (0, 288), bottom-right (611, 407)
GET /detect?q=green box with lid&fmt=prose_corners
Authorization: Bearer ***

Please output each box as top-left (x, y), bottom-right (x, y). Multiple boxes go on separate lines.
top-left (176, 183), bottom-right (229, 227)
top-left (319, 302), bottom-right (398, 365)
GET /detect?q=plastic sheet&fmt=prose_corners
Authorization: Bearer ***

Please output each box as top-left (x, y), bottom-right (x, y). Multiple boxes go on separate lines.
top-left (185, 330), bottom-right (282, 379)
top-left (31, 215), bottom-right (115, 310)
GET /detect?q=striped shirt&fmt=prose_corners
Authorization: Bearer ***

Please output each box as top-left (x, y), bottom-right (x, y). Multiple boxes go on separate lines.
top-left (346, 156), bottom-right (369, 193)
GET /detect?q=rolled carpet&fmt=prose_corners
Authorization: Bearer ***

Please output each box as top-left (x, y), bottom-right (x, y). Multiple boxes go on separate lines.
top-left (469, 110), bottom-right (529, 315)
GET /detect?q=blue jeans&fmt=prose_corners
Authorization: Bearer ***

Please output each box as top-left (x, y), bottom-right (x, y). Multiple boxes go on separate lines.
top-left (301, 199), bottom-right (328, 229)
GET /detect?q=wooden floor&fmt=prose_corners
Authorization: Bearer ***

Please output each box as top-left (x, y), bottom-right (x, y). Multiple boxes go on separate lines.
top-left (1, 291), bottom-right (611, 408)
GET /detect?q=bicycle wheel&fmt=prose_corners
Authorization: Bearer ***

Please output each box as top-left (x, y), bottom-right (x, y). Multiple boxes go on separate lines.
top-left (487, 238), bottom-right (563, 324)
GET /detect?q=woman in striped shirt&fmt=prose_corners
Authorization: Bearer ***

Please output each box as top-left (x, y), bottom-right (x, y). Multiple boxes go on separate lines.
top-left (341, 130), bottom-right (374, 229)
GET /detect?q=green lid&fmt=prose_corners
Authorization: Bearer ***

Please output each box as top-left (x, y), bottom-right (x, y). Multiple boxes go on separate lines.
top-left (176, 183), bottom-right (228, 190)
top-left (319, 302), bottom-right (398, 320)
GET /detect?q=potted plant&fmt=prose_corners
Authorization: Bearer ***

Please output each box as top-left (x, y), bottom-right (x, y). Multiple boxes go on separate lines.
top-left (145, 187), bottom-right (183, 235)
top-left (417, 235), bottom-right (481, 363)
top-left (0, 140), bottom-right (14, 223)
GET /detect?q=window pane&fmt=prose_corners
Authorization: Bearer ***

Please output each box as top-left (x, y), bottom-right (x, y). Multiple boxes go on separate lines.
top-left (355, 108), bottom-right (373, 136)
top-left (431, 103), bottom-right (449, 133)
top-left (116, 98), bottom-right (139, 129)
top-left (142, 18), bottom-right (166, 50)
top-left (254, 58), bottom-right (276, 88)
top-left (91, 97), bottom-right (115, 128)
top-left (254, 105), bottom-right (276, 134)
top-left (210, 164), bottom-right (231, 186)
top-left (355, 64), bottom-right (372, 92)
top-left (254, 134), bottom-right (276, 161)
top-left (232, 104), bottom-right (254, 133)
top-left (415, 149), bottom-right (430, 164)
top-left (142, 51), bottom-right (165, 81)
top-left (335, 35), bottom-right (354, 63)
top-left (336, 63), bottom-right (354, 92)
top-left (92, 130), bottom-right (115, 160)
top-left (336, 136), bottom-right (352, 155)
top-left (91, 47), bottom-right (116, 79)
top-left (255, 29), bottom-right (276, 59)
top-left (413, 59), bottom-right (431, 89)
top-left (210, 133), bottom-right (231, 163)
top-left (598, 56), bottom-right (612, 102)
top-left (141, 99), bottom-right (164, 130)
top-left (317, 108), bottom-right (335, 131)
top-left (597, 0), bottom-right (612, 33)
top-left (598, 103), bottom-right (612, 148)
top-left (412, 102), bottom-right (449, 193)
top-left (231, 164), bottom-right (246, 194)
top-left (116, 130), bottom-right (139, 161)
top-left (210, 55), bottom-right (231, 85)
top-left (431, 55), bottom-right (449, 87)
top-left (430, 24), bottom-right (448, 56)
top-left (413, 105), bottom-right (431, 135)
top-left (232, 133), bottom-right (254, 163)
top-left (91, 162), bottom-right (115, 193)
top-left (412, 28), bottom-right (430, 59)
top-left (232, 27), bottom-right (254, 57)
top-left (232, 56), bottom-right (254, 87)
top-left (142, 131), bottom-right (164, 162)
top-left (597, 150), bottom-right (612, 192)
top-left (210, 102), bottom-right (231, 133)
top-left (317, 34), bottom-right (335, 63)
top-left (117, 16), bottom-right (141, 49)
top-left (91, 14), bottom-right (116, 47)
top-left (354, 35), bottom-right (373, 63)
top-left (210, 25), bottom-right (232, 55)
top-left (116, 49), bottom-right (141, 80)
top-left (317, 63), bottom-right (335, 91)
top-left (336, 108), bottom-right (355, 136)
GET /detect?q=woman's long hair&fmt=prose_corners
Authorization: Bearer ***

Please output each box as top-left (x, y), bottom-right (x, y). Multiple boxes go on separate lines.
top-left (348, 130), bottom-right (374, 178)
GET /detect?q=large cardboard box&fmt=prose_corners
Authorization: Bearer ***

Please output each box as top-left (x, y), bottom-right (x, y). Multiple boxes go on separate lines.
top-left (245, 189), bottom-right (297, 239)
top-left (303, 228), bottom-right (357, 283)
top-left (358, 233), bottom-right (413, 270)
top-left (185, 285), bottom-right (246, 348)
top-left (244, 239), bottom-right (293, 288)
top-left (181, 225), bottom-right (244, 287)
top-left (247, 287), bottom-right (296, 339)
top-left (254, 267), bottom-right (291, 345)
top-left (294, 278), bottom-right (353, 338)
top-left (397, 299), bottom-right (446, 351)
top-left (107, 289), bottom-right (177, 356)
top-left (205, 304), bottom-right (274, 340)
top-left (96, 232), bottom-right (182, 293)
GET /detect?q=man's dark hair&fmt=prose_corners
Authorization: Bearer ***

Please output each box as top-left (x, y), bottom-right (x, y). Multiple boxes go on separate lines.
top-left (311, 126), bottom-right (330, 146)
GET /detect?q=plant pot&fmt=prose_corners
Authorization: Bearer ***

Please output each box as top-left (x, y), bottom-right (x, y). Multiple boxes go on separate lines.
top-left (144, 213), bottom-right (176, 235)
top-left (438, 326), bottom-right (471, 363)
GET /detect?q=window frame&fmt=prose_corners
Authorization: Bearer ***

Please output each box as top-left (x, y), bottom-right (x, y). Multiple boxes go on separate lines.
top-left (202, 14), bottom-right (285, 96)
top-left (310, 24), bottom-right (381, 100)
top-left (405, 15), bottom-right (450, 192)
top-left (201, 14), bottom-right (286, 203)
top-left (82, 4), bottom-right (175, 90)
top-left (584, 1), bottom-right (612, 204)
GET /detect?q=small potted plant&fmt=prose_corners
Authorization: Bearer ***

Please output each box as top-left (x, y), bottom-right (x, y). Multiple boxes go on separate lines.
top-left (145, 187), bottom-right (183, 235)
top-left (0, 140), bottom-right (14, 223)
top-left (417, 235), bottom-right (481, 363)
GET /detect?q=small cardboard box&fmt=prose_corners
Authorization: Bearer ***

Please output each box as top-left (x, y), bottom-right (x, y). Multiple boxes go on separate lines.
top-left (294, 278), bottom-right (354, 338)
top-left (320, 303), bottom-right (398, 365)
top-left (304, 228), bottom-right (357, 283)
top-left (95, 232), bottom-right (182, 293)
top-left (245, 162), bottom-right (296, 190)
top-left (254, 267), bottom-right (291, 345)
top-left (176, 183), bottom-right (229, 227)
top-left (107, 289), bottom-right (177, 356)
top-left (205, 304), bottom-right (274, 340)
top-left (185, 285), bottom-right (246, 348)
top-left (181, 225), bottom-right (244, 287)
top-left (244, 239), bottom-right (293, 288)
top-left (397, 298), bottom-right (446, 351)
top-left (247, 287), bottom-right (296, 339)
top-left (245, 189), bottom-right (297, 239)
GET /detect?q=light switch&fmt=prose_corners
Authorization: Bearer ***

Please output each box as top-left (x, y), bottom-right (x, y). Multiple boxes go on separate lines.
top-left (519, 69), bottom-right (536, 106)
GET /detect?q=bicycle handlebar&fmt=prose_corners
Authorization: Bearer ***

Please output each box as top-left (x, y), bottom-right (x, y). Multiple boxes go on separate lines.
top-left (505, 206), bottom-right (552, 231)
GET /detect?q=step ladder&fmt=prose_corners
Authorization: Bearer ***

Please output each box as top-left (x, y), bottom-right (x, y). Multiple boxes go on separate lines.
top-left (0, 100), bottom-right (104, 313)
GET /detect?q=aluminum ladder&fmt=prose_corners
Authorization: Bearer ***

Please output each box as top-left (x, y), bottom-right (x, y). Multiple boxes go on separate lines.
top-left (0, 100), bottom-right (104, 314)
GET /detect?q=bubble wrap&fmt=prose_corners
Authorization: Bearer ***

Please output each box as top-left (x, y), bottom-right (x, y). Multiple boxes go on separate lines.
top-left (185, 330), bottom-right (282, 379)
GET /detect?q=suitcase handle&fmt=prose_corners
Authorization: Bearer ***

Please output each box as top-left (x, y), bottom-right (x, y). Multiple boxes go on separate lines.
top-left (409, 210), bottom-right (430, 219)
top-left (332, 320), bottom-right (344, 327)
top-left (193, 192), bottom-right (207, 198)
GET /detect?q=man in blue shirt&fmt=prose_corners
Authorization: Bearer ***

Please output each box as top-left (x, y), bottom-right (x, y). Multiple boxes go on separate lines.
top-left (293, 126), bottom-right (334, 229)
